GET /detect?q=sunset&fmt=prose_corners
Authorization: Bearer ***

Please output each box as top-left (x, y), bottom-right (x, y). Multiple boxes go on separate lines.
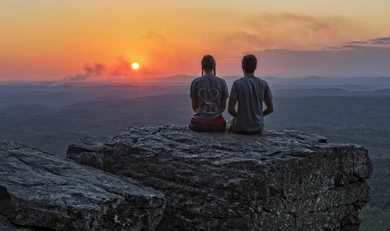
top-left (131, 62), bottom-right (140, 71)
top-left (0, 2), bottom-right (389, 231)
top-left (1, 1), bottom-right (390, 80)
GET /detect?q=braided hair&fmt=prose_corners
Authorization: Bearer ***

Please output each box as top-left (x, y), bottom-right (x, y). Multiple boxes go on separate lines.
top-left (201, 55), bottom-right (216, 76)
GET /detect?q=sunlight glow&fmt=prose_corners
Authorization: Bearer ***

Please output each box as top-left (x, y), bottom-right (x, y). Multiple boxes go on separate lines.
top-left (131, 62), bottom-right (140, 71)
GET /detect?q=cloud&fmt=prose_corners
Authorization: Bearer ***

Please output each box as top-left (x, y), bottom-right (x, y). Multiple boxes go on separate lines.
top-left (344, 40), bottom-right (370, 46)
top-left (329, 36), bottom-right (390, 50)
top-left (142, 31), bottom-right (168, 44)
top-left (64, 58), bottom-right (165, 82)
top-left (64, 60), bottom-right (136, 82)
top-left (110, 58), bottom-right (133, 77)
top-left (223, 12), bottom-right (363, 52)
top-left (370, 37), bottom-right (390, 45)
top-left (254, 45), bottom-right (390, 77)
top-left (326, 44), bottom-right (365, 50)
top-left (65, 63), bottom-right (106, 81)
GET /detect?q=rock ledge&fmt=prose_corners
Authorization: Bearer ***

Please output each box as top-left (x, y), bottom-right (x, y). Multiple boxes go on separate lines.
top-left (0, 141), bottom-right (165, 231)
top-left (67, 126), bottom-right (372, 231)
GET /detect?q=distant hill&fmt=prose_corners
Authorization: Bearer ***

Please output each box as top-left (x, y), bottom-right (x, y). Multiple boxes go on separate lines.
top-left (274, 88), bottom-right (350, 97)
top-left (373, 88), bottom-right (390, 95)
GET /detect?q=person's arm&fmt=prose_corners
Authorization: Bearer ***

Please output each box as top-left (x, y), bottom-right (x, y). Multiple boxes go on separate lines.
top-left (192, 98), bottom-right (199, 112)
top-left (263, 98), bottom-right (273, 116)
top-left (221, 81), bottom-right (229, 113)
top-left (228, 83), bottom-right (238, 117)
top-left (263, 83), bottom-right (274, 116)
top-left (190, 81), bottom-right (199, 112)
top-left (228, 98), bottom-right (238, 117)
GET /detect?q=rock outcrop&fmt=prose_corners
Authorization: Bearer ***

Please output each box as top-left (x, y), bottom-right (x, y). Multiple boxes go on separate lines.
top-left (67, 126), bottom-right (372, 231)
top-left (0, 141), bottom-right (165, 231)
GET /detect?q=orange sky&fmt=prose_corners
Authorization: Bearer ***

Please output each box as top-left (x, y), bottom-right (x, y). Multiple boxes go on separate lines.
top-left (1, 0), bottom-right (390, 80)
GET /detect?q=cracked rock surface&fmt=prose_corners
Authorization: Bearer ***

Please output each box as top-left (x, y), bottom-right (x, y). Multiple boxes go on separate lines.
top-left (67, 125), bottom-right (372, 231)
top-left (0, 141), bottom-right (165, 231)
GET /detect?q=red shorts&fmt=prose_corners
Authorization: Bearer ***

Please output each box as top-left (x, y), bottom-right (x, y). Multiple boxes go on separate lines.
top-left (189, 113), bottom-right (226, 132)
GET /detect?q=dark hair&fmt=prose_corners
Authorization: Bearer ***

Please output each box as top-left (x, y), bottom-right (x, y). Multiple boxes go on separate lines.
top-left (242, 54), bottom-right (258, 74)
top-left (201, 55), bottom-right (216, 76)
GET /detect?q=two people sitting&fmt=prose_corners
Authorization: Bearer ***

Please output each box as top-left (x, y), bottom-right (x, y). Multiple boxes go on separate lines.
top-left (189, 54), bottom-right (273, 135)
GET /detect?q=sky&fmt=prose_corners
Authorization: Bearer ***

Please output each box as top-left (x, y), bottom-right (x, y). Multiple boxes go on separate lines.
top-left (1, 0), bottom-right (390, 81)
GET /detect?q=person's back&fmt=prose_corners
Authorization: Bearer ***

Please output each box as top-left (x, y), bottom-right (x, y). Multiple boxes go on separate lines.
top-left (189, 55), bottom-right (228, 132)
top-left (191, 75), bottom-right (228, 114)
top-left (228, 55), bottom-right (273, 134)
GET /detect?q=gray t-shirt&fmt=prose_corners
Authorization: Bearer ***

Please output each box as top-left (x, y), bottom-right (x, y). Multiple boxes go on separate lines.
top-left (190, 75), bottom-right (229, 114)
top-left (229, 76), bottom-right (272, 132)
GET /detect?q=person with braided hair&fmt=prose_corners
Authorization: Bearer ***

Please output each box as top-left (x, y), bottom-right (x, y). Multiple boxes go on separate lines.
top-left (189, 55), bottom-right (229, 132)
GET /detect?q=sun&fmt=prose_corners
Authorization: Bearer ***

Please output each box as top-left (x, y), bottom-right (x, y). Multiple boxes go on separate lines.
top-left (131, 62), bottom-right (140, 70)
